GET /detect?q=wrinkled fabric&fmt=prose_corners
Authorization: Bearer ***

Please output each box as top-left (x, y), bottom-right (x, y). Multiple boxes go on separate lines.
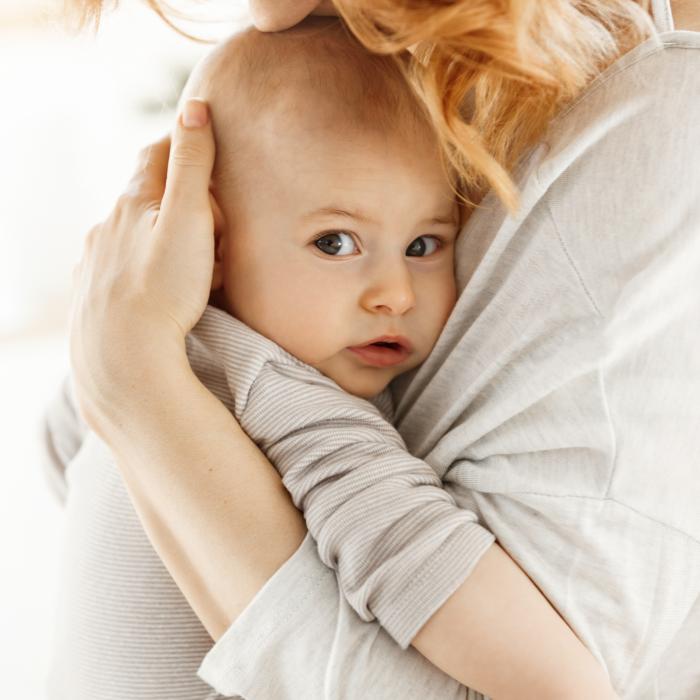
top-left (186, 305), bottom-right (495, 649)
top-left (41, 5), bottom-right (700, 698)
top-left (199, 23), bottom-right (700, 700)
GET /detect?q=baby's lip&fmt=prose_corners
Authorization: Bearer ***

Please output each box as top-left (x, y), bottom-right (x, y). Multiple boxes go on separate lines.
top-left (351, 335), bottom-right (414, 353)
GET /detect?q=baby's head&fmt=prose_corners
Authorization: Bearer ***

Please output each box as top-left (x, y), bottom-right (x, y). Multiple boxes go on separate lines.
top-left (182, 17), bottom-right (460, 399)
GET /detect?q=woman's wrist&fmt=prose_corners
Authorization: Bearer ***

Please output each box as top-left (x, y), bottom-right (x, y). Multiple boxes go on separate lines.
top-left (78, 319), bottom-right (190, 445)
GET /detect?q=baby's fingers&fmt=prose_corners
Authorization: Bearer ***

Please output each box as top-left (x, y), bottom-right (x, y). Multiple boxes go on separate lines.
top-left (160, 98), bottom-right (215, 220)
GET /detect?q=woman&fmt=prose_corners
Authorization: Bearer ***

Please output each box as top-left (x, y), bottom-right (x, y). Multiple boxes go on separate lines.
top-left (68, 0), bottom-right (700, 698)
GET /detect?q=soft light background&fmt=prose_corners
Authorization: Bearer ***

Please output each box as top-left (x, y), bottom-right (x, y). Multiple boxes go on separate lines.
top-left (0, 1), bottom-right (248, 696)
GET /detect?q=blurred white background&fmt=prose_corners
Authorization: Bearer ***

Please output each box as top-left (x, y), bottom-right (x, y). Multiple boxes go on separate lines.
top-left (0, 0), bottom-right (248, 696)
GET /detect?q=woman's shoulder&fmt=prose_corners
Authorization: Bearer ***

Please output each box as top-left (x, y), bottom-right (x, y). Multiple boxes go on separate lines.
top-left (524, 31), bottom-right (700, 318)
top-left (451, 30), bottom-right (699, 325)
top-left (539, 30), bottom-right (700, 182)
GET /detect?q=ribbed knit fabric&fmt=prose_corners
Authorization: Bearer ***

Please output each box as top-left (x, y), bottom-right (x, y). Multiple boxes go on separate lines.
top-left (186, 305), bottom-right (495, 648)
top-left (42, 304), bottom-right (494, 698)
top-left (43, 379), bottom-right (224, 699)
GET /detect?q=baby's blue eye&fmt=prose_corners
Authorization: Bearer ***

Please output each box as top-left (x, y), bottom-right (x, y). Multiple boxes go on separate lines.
top-left (406, 236), bottom-right (440, 257)
top-left (314, 231), bottom-right (358, 256)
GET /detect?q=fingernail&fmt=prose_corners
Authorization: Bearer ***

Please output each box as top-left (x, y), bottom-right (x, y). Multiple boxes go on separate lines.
top-left (181, 98), bottom-right (209, 128)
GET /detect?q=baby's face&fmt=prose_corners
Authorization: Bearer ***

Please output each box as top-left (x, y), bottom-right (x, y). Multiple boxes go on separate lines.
top-left (212, 115), bottom-right (459, 399)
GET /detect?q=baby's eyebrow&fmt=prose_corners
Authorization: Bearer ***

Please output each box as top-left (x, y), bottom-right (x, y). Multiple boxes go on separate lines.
top-left (301, 206), bottom-right (375, 224)
top-left (302, 206), bottom-right (457, 227)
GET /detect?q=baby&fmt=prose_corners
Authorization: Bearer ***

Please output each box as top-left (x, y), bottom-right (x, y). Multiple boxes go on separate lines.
top-left (196, 18), bottom-right (460, 401)
top-left (42, 17), bottom-right (477, 700)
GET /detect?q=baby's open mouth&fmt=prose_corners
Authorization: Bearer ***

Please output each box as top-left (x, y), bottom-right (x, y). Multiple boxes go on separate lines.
top-left (355, 335), bottom-right (413, 352)
top-left (347, 338), bottom-right (412, 368)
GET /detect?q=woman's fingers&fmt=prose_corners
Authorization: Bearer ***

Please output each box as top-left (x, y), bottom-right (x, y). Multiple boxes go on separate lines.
top-left (140, 134), bottom-right (170, 202)
top-left (160, 98), bottom-right (215, 219)
top-left (250, 0), bottom-right (337, 32)
top-left (123, 99), bottom-right (214, 214)
top-left (127, 134), bottom-right (171, 205)
top-left (68, 98), bottom-right (219, 434)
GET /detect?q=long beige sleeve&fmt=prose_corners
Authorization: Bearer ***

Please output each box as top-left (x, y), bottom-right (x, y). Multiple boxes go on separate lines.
top-left (40, 374), bottom-right (89, 506)
top-left (186, 305), bottom-right (496, 649)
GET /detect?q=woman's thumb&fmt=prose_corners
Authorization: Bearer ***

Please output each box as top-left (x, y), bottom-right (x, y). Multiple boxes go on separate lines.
top-left (161, 98), bottom-right (215, 215)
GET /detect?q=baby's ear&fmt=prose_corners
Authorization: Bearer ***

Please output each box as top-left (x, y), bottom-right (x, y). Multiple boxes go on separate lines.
top-left (210, 190), bottom-right (226, 291)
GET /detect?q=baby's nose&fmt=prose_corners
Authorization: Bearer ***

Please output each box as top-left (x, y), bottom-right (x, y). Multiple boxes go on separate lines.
top-left (360, 261), bottom-right (416, 315)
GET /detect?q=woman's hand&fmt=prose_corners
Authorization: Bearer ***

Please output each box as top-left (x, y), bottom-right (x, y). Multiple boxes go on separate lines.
top-left (69, 98), bottom-right (217, 434)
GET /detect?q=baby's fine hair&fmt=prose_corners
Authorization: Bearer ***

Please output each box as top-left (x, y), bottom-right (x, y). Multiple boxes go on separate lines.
top-left (182, 17), bottom-right (445, 191)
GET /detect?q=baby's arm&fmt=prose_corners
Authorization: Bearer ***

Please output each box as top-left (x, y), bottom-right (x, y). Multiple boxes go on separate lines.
top-left (188, 306), bottom-right (617, 698)
top-left (40, 374), bottom-right (89, 505)
top-left (189, 306), bottom-right (491, 645)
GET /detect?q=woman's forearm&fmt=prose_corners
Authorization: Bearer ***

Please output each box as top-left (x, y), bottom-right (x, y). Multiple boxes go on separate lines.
top-left (413, 544), bottom-right (619, 700)
top-left (94, 336), bottom-right (306, 640)
top-left (94, 337), bottom-right (613, 697)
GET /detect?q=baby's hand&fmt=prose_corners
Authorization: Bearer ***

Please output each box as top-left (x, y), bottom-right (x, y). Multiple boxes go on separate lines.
top-left (69, 98), bottom-right (217, 433)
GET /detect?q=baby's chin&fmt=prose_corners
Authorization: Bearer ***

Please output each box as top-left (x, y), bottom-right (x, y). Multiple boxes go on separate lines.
top-left (326, 369), bottom-right (392, 400)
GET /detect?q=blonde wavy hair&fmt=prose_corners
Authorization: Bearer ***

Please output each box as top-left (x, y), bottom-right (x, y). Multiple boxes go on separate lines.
top-left (71, 0), bottom-right (654, 210)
